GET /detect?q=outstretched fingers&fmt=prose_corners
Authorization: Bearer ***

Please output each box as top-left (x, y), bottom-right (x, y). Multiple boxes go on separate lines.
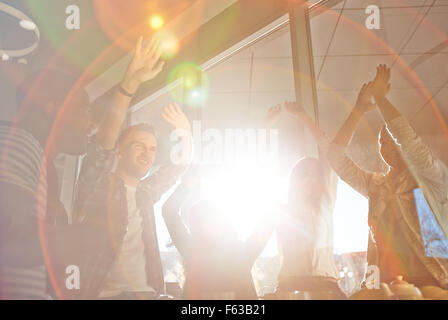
top-left (173, 102), bottom-right (183, 116)
top-left (143, 37), bottom-right (157, 55)
top-left (161, 105), bottom-right (176, 124)
top-left (136, 36), bottom-right (143, 56)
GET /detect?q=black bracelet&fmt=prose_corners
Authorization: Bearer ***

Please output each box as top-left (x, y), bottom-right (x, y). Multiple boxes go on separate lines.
top-left (118, 85), bottom-right (135, 97)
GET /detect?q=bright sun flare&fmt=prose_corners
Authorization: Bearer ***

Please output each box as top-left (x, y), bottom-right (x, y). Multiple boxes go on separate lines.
top-left (156, 163), bottom-right (369, 257)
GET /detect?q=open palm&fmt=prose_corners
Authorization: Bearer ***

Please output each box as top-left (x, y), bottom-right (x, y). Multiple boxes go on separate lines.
top-left (263, 104), bottom-right (281, 128)
top-left (284, 101), bottom-right (306, 118)
top-left (161, 103), bottom-right (191, 132)
top-left (371, 64), bottom-right (391, 99)
top-left (122, 36), bottom-right (165, 92)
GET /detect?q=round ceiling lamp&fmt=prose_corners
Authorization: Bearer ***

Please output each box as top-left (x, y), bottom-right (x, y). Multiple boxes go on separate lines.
top-left (0, 2), bottom-right (40, 63)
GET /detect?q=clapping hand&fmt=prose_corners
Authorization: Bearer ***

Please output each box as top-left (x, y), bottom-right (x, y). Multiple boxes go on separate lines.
top-left (370, 64), bottom-right (391, 100)
top-left (355, 82), bottom-right (376, 114)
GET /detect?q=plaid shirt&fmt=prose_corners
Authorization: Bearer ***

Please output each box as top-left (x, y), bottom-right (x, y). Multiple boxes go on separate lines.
top-left (72, 140), bottom-right (186, 298)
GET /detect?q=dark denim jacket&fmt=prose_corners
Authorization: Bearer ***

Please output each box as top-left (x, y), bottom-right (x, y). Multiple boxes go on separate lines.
top-left (72, 141), bottom-right (186, 299)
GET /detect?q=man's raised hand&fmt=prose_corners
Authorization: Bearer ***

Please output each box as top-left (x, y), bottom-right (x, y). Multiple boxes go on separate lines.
top-left (161, 103), bottom-right (192, 132)
top-left (121, 36), bottom-right (165, 95)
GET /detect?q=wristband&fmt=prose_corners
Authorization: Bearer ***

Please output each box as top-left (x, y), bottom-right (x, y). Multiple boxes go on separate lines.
top-left (118, 84), bottom-right (135, 97)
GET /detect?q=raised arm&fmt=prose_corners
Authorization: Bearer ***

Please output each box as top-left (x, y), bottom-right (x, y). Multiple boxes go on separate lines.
top-left (162, 166), bottom-right (202, 256)
top-left (325, 83), bottom-right (378, 197)
top-left (137, 103), bottom-right (193, 206)
top-left (284, 101), bottom-right (330, 149)
top-left (283, 90), bottom-right (377, 198)
top-left (73, 37), bottom-right (165, 221)
top-left (371, 65), bottom-right (446, 176)
top-left (371, 65), bottom-right (448, 234)
top-left (370, 64), bottom-right (400, 124)
top-left (96, 36), bottom-right (165, 150)
top-left (244, 214), bottom-right (277, 263)
top-left (161, 182), bottom-right (194, 256)
top-left (332, 83), bottom-right (376, 148)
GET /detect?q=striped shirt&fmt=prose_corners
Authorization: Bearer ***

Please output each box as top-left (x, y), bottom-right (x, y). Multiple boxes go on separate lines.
top-left (0, 123), bottom-right (49, 299)
top-left (0, 124), bottom-right (47, 220)
top-left (0, 265), bottom-right (50, 300)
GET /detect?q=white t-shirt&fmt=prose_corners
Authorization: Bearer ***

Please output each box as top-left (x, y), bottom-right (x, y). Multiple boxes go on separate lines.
top-left (99, 185), bottom-right (155, 298)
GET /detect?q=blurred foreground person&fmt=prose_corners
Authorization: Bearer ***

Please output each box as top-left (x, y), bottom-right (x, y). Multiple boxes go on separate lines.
top-left (263, 107), bottom-right (344, 299)
top-left (290, 65), bottom-right (448, 299)
top-left (162, 168), bottom-right (274, 299)
top-left (72, 37), bottom-right (192, 299)
top-left (0, 68), bottom-right (95, 299)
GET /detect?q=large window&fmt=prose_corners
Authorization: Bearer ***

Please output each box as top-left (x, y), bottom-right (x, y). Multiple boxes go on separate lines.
top-left (64, 0), bottom-right (447, 297)
top-left (130, 13), bottom-right (300, 295)
top-left (310, 0), bottom-right (448, 294)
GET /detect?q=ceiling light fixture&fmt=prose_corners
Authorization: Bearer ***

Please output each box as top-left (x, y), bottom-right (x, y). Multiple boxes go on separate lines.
top-left (19, 19), bottom-right (37, 31)
top-left (0, 3), bottom-right (40, 62)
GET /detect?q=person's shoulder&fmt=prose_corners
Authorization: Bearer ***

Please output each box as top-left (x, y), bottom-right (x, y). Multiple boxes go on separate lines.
top-left (0, 121), bottom-right (44, 151)
top-left (0, 121), bottom-right (48, 203)
top-left (276, 205), bottom-right (297, 229)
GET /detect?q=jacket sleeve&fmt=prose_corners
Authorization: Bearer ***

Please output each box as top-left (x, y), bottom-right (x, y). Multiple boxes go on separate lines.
top-left (327, 141), bottom-right (376, 199)
top-left (161, 182), bottom-right (192, 256)
top-left (137, 163), bottom-right (187, 209)
top-left (386, 116), bottom-right (448, 236)
top-left (72, 140), bottom-right (116, 223)
top-left (386, 116), bottom-right (448, 202)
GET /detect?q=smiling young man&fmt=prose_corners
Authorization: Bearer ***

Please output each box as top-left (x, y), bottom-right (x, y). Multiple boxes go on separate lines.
top-left (72, 37), bottom-right (192, 299)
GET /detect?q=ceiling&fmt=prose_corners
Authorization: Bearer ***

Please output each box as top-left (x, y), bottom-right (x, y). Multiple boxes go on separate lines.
top-left (131, 0), bottom-right (448, 172)
top-left (1, 0), bottom-right (447, 171)
top-left (313, 0), bottom-right (448, 168)
top-left (0, 0), bottom-right (199, 120)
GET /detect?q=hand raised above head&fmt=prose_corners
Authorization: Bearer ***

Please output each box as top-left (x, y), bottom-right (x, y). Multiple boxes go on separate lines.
top-left (161, 103), bottom-right (192, 132)
top-left (355, 82), bottom-right (376, 114)
top-left (284, 101), bottom-right (306, 118)
top-left (263, 104), bottom-right (281, 128)
top-left (370, 64), bottom-right (391, 100)
top-left (121, 36), bottom-right (166, 94)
